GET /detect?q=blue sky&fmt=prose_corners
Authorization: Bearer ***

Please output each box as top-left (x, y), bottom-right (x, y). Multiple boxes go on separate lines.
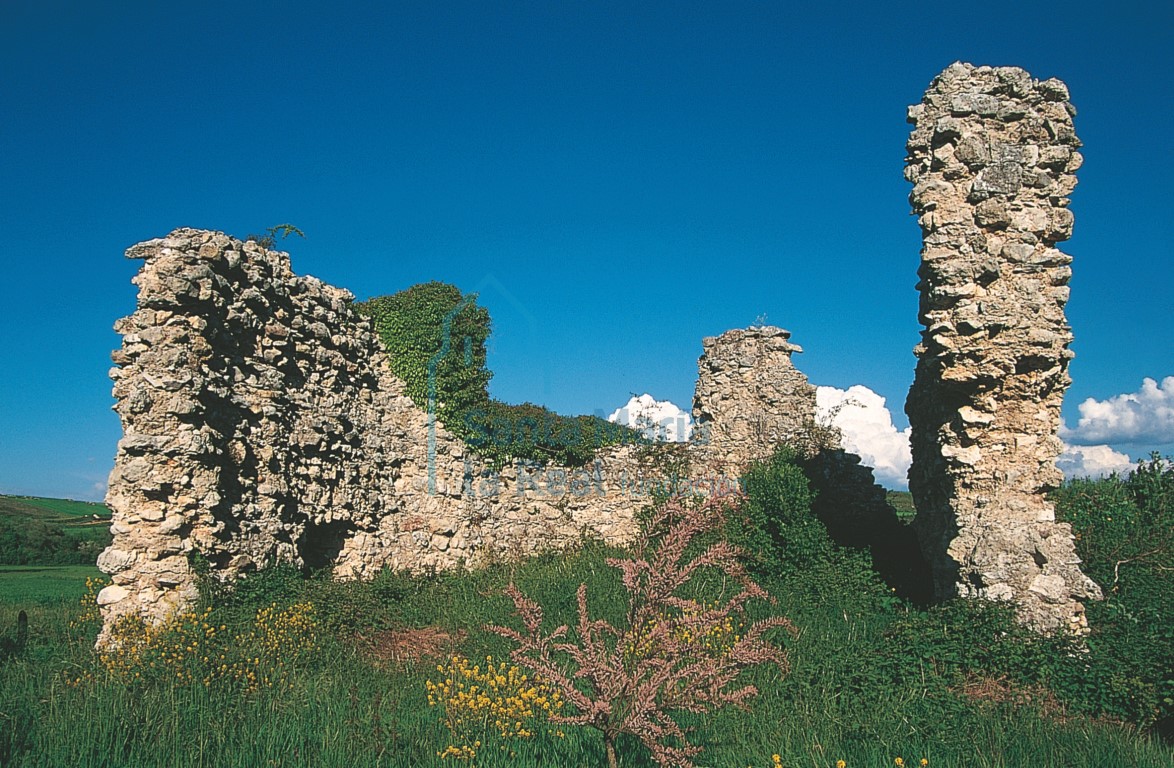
top-left (1, 1), bottom-right (1170, 500)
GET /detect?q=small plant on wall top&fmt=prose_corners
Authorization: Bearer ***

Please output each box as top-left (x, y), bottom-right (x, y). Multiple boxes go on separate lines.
top-left (245, 223), bottom-right (305, 249)
top-left (487, 492), bottom-right (796, 768)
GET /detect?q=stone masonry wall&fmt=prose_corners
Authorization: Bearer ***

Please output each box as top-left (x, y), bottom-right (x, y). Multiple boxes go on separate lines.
top-left (692, 327), bottom-right (824, 475)
top-left (99, 231), bottom-right (835, 634)
top-left (904, 62), bottom-right (1100, 632)
top-left (101, 63), bottom-right (1102, 638)
top-left (98, 229), bottom-right (652, 632)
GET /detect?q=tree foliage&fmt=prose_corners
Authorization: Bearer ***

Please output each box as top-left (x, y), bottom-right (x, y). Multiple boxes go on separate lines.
top-left (0, 515), bottom-right (107, 566)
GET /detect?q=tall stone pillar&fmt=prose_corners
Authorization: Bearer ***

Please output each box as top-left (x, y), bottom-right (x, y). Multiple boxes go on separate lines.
top-left (904, 63), bottom-right (1100, 633)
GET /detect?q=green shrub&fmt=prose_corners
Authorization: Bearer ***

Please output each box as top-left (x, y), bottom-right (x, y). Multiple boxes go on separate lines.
top-left (879, 599), bottom-right (1053, 689)
top-left (728, 447), bottom-right (826, 577)
top-left (1052, 453), bottom-right (1174, 728)
top-left (356, 282), bottom-right (640, 467)
top-left (192, 559), bottom-right (308, 625)
top-left (307, 568), bottom-right (423, 635)
top-left (1126, 452), bottom-right (1174, 518)
top-left (463, 400), bottom-right (641, 467)
top-left (0, 515), bottom-right (105, 566)
top-left (244, 223), bottom-right (304, 250)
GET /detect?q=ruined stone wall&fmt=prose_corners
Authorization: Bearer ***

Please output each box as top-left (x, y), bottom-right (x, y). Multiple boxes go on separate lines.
top-left (99, 229), bottom-right (837, 633)
top-left (904, 62), bottom-right (1100, 632)
top-left (693, 327), bottom-right (926, 597)
top-left (98, 229), bottom-right (652, 630)
top-left (100, 64), bottom-right (1102, 638)
top-left (692, 327), bottom-right (825, 475)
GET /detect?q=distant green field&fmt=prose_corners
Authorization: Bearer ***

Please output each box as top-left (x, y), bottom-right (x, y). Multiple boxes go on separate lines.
top-left (0, 496), bottom-right (111, 534)
top-left (2, 495), bottom-right (110, 521)
top-left (0, 564), bottom-right (101, 604)
top-left (0, 495), bottom-right (110, 556)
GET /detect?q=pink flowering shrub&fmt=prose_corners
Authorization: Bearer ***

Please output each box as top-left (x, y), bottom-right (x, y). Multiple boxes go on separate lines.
top-left (488, 492), bottom-right (796, 768)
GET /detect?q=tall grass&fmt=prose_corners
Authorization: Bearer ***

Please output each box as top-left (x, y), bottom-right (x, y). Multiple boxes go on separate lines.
top-left (1, 457), bottom-right (1171, 767)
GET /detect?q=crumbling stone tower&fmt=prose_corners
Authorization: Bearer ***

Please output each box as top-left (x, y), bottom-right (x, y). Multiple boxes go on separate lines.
top-left (904, 62), bottom-right (1100, 632)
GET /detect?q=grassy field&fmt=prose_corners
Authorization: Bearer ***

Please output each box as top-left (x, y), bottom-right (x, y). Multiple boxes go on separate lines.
top-left (0, 458), bottom-right (1169, 767)
top-left (0, 495), bottom-right (111, 538)
top-left (0, 495), bottom-right (111, 518)
top-left (0, 495), bottom-right (112, 566)
top-left (885, 491), bottom-right (915, 521)
top-left (1, 547), bottom-right (1169, 768)
top-left (0, 565), bottom-right (103, 604)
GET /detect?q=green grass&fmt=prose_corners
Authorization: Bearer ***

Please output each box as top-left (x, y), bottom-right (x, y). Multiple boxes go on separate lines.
top-left (0, 495), bottom-right (112, 540)
top-left (0, 544), bottom-right (1169, 768)
top-left (0, 495), bottom-right (112, 519)
top-left (0, 565), bottom-right (103, 604)
top-left (886, 491), bottom-right (916, 522)
top-left (1, 466), bottom-right (1169, 768)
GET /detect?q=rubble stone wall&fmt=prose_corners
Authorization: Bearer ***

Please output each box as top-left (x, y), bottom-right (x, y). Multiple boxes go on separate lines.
top-left (98, 229), bottom-right (652, 631)
top-left (100, 62), bottom-right (1103, 638)
top-left (904, 62), bottom-right (1100, 632)
top-left (692, 327), bottom-right (825, 474)
top-left (99, 230), bottom-right (820, 634)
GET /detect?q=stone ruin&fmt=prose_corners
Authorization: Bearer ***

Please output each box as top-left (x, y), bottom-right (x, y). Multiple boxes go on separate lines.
top-left (97, 61), bottom-right (1102, 638)
top-left (98, 230), bottom-right (650, 630)
top-left (905, 62), bottom-right (1100, 632)
top-left (691, 326), bottom-right (826, 474)
top-left (96, 230), bottom-right (823, 632)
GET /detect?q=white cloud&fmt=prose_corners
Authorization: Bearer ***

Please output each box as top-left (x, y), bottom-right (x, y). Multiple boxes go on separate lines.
top-left (1061, 376), bottom-right (1174, 445)
top-left (1056, 443), bottom-right (1135, 480)
top-left (608, 384), bottom-right (1148, 488)
top-left (815, 385), bottom-right (912, 489)
top-left (609, 394), bottom-right (693, 442)
top-left (90, 479), bottom-right (109, 502)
